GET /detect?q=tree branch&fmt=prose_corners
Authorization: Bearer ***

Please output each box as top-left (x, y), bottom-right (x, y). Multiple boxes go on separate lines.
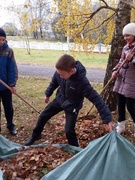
top-left (84, 12), bottom-right (116, 33)
top-left (100, 0), bottom-right (108, 6)
top-left (89, 5), bottom-right (116, 20)
top-left (73, 12), bottom-right (116, 38)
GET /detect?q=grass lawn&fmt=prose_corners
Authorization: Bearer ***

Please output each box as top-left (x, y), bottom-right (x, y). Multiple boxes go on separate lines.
top-left (13, 48), bottom-right (109, 69)
top-left (7, 35), bottom-right (109, 69)
top-left (0, 76), bottom-right (105, 143)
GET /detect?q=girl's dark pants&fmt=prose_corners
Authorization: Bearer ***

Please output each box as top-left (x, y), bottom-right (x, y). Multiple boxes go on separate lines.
top-left (117, 93), bottom-right (135, 123)
top-left (0, 89), bottom-right (14, 130)
top-left (32, 98), bottom-right (79, 147)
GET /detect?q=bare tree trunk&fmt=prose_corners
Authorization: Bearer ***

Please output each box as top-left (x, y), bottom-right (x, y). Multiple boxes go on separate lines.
top-left (102, 1), bottom-right (131, 111)
top-left (40, 26), bottom-right (43, 39)
top-left (25, 35), bottom-right (31, 55)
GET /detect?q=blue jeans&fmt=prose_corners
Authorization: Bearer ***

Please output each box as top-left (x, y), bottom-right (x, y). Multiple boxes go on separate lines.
top-left (0, 89), bottom-right (14, 130)
top-left (32, 98), bottom-right (79, 146)
top-left (117, 93), bottom-right (135, 123)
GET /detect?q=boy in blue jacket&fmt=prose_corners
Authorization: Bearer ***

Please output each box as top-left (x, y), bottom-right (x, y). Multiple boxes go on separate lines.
top-left (0, 28), bottom-right (18, 135)
top-left (25, 54), bottom-right (112, 146)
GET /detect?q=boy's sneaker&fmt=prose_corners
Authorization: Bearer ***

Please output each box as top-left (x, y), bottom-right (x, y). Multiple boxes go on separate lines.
top-left (9, 128), bottom-right (17, 135)
top-left (24, 135), bottom-right (41, 146)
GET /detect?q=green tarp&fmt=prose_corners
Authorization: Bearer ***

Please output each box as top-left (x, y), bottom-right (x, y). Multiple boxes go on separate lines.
top-left (0, 135), bottom-right (82, 161)
top-left (42, 131), bottom-right (135, 180)
top-left (0, 131), bottom-right (135, 180)
top-left (0, 134), bottom-right (22, 160)
top-left (0, 135), bottom-right (82, 180)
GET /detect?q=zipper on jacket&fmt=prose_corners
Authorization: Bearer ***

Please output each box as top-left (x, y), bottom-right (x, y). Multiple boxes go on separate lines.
top-left (64, 80), bottom-right (68, 98)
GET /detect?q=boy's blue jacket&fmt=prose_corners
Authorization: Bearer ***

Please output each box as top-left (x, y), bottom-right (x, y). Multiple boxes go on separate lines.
top-left (45, 61), bottom-right (112, 124)
top-left (0, 42), bottom-right (18, 91)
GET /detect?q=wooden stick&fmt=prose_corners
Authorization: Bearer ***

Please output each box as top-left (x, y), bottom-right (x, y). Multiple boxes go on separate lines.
top-left (85, 59), bottom-right (127, 116)
top-left (86, 46), bottom-right (135, 116)
top-left (0, 79), bottom-right (40, 114)
top-left (100, 58), bottom-right (127, 96)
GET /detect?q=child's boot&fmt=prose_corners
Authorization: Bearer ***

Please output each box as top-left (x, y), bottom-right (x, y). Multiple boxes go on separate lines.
top-left (116, 121), bottom-right (125, 134)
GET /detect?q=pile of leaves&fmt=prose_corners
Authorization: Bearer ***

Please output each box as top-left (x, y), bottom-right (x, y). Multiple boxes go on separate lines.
top-left (0, 112), bottom-right (110, 179)
top-left (0, 146), bottom-right (73, 179)
top-left (1, 108), bottom-right (135, 179)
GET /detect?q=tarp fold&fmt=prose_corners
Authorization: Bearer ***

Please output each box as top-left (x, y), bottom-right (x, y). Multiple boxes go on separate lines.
top-left (41, 131), bottom-right (135, 180)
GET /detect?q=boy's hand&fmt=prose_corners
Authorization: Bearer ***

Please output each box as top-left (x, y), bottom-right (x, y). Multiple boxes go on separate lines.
top-left (107, 122), bottom-right (113, 132)
top-left (44, 96), bottom-right (50, 103)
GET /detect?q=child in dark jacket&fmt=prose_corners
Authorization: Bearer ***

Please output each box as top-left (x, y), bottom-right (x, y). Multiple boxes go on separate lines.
top-left (112, 23), bottom-right (135, 135)
top-left (25, 54), bottom-right (113, 146)
top-left (0, 28), bottom-right (18, 135)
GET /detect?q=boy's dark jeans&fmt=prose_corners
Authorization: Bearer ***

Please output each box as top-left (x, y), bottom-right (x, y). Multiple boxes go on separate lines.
top-left (0, 89), bottom-right (14, 130)
top-left (118, 93), bottom-right (135, 123)
top-left (32, 98), bottom-right (79, 147)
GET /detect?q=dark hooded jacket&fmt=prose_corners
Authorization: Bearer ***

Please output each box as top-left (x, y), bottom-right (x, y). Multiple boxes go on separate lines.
top-left (45, 61), bottom-right (112, 124)
top-left (0, 42), bottom-right (18, 91)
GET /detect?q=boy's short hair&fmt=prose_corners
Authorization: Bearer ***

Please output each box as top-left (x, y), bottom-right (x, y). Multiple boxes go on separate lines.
top-left (55, 54), bottom-right (76, 72)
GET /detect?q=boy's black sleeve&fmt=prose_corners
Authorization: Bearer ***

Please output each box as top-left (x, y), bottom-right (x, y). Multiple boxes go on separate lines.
top-left (45, 71), bottom-right (59, 97)
top-left (81, 78), bottom-right (112, 124)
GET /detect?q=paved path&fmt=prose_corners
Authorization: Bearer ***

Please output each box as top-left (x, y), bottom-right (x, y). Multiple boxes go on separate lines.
top-left (17, 64), bottom-right (105, 83)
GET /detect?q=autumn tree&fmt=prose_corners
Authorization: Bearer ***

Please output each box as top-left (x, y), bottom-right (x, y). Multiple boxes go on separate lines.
top-left (102, 0), bottom-right (132, 111)
top-left (6, 0), bottom-right (53, 54)
top-left (53, 0), bottom-right (135, 111)
top-left (2, 23), bottom-right (18, 36)
top-left (53, 0), bottom-right (115, 50)
top-left (7, 0), bottom-right (52, 40)
top-left (20, 0), bottom-right (52, 39)
top-left (4, 0), bottom-right (135, 110)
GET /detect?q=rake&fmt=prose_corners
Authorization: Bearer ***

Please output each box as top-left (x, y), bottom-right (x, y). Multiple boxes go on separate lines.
top-left (0, 79), bottom-right (40, 114)
top-left (85, 46), bottom-right (135, 117)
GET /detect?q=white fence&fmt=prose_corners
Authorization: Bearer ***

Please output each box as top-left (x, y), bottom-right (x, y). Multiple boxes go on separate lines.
top-left (8, 40), bottom-right (111, 53)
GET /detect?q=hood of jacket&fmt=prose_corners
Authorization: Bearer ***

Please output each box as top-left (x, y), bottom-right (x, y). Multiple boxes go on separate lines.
top-left (0, 42), bottom-right (8, 51)
top-left (70, 61), bottom-right (86, 80)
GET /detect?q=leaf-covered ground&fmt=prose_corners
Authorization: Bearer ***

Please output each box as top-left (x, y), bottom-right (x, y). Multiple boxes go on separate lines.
top-left (1, 112), bottom-right (135, 179)
top-left (1, 146), bottom-right (73, 179)
top-left (0, 77), bottom-right (135, 179)
top-left (0, 112), bottom-right (109, 179)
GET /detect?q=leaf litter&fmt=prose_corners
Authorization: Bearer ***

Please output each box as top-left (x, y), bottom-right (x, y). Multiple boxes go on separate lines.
top-left (0, 77), bottom-right (135, 179)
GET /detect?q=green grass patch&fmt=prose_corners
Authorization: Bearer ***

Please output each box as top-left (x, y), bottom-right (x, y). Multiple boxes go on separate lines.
top-left (7, 35), bottom-right (109, 69)
top-left (1, 76), bottom-right (103, 135)
top-left (13, 48), bottom-right (108, 69)
top-left (13, 76), bottom-right (103, 115)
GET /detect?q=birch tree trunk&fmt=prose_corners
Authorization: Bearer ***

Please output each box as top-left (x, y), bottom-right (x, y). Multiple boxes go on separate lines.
top-left (102, 0), bottom-right (131, 111)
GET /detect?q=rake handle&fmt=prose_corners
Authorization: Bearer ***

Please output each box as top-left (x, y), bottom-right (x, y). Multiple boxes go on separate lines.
top-left (0, 79), bottom-right (40, 114)
top-left (86, 46), bottom-right (135, 116)
top-left (86, 59), bottom-right (127, 116)
top-left (100, 58), bottom-right (127, 95)
top-left (100, 46), bottom-right (135, 95)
